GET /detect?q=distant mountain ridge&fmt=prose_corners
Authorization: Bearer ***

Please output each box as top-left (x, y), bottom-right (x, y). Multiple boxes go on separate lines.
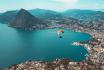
top-left (29, 8), bottom-right (64, 20)
top-left (95, 9), bottom-right (104, 12)
top-left (0, 10), bottom-right (18, 23)
top-left (62, 9), bottom-right (104, 30)
top-left (0, 9), bottom-right (104, 30)
top-left (0, 9), bottom-right (65, 23)
top-left (1, 9), bottom-right (104, 22)
top-left (62, 9), bottom-right (100, 20)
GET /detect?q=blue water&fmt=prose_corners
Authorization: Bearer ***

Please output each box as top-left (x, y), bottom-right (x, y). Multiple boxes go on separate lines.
top-left (0, 23), bottom-right (91, 69)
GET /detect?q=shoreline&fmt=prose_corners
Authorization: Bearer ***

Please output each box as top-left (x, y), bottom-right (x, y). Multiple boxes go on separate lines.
top-left (5, 25), bottom-right (104, 70)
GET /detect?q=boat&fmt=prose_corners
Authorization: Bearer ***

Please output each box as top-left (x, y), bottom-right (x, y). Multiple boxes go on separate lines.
top-left (72, 42), bottom-right (81, 46)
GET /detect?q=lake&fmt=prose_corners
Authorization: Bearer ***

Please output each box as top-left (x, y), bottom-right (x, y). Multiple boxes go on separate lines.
top-left (0, 23), bottom-right (92, 69)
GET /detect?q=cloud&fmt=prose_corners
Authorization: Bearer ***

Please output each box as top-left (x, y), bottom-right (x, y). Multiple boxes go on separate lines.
top-left (55, 0), bottom-right (78, 5)
top-left (54, 0), bottom-right (79, 10)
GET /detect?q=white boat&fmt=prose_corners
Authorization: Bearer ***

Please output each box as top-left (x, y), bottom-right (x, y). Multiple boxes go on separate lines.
top-left (72, 42), bottom-right (81, 46)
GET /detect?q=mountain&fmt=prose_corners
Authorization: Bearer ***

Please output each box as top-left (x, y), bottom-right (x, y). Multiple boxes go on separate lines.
top-left (0, 9), bottom-right (64, 24)
top-left (62, 9), bottom-right (104, 30)
top-left (29, 9), bottom-right (81, 25)
top-left (62, 9), bottom-right (97, 20)
top-left (55, 17), bottom-right (80, 25)
top-left (1, 9), bottom-right (104, 23)
top-left (1, 9), bottom-right (104, 30)
top-left (0, 10), bottom-right (18, 23)
top-left (95, 9), bottom-right (104, 12)
top-left (9, 9), bottom-right (48, 29)
top-left (29, 8), bottom-right (64, 20)
top-left (62, 9), bottom-right (104, 21)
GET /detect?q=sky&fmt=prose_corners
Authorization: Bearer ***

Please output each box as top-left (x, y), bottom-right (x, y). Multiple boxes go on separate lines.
top-left (0, 0), bottom-right (104, 12)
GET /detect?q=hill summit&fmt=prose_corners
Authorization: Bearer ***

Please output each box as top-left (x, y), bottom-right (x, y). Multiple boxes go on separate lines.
top-left (9, 9), bottom-right (47, 29)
